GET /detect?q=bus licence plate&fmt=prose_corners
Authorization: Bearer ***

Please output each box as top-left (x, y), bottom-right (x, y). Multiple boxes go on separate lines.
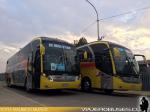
top-left (63, 83), bottom-right (69, 87)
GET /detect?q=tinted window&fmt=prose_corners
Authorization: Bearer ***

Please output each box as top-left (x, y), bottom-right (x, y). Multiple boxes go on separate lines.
top-left (21, 43), bottom-right (32, 58)
top-left (32, 40), bottom-right (40, 51)
top-left (90, 43), bottom-right (113, 74)
top-left (110, 44), bottom-right (139, 76)
top-left (31, 40), bottom-right (40, 62)
top-left (42, 40), bottom-right (79, 76)
top-left (78, 46), bottom-right (93, 62)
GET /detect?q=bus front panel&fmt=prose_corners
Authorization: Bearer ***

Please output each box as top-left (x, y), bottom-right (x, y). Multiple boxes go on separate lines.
top-left (78, 41), bottom-right (142, 92)
top-left (113, 76), bottom-right (142, 91)
top-left (39, 39), bottom-right (80, 90)
top-left (110, 43), bottom-right (142, 91)
top-left (40, 75), bottom-right (80, 90)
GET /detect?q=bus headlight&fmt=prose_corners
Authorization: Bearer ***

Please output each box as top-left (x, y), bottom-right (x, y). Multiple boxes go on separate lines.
top-left (48, 76), bottom-right (53, 81)
top-left (43, 73), bottom-right (46, 77)
top-left (75, 76), bottom-right (80, 81)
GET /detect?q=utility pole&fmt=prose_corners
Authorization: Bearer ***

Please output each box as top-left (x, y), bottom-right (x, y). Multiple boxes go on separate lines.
top-left (86, 0), bottom-right (101, 40)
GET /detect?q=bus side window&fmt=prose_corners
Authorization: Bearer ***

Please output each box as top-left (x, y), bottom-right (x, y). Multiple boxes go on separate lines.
top-left (31, 40), bottom-right (40, 62)
top-left (77, 50), bottom-right (84, 62)
top-left (27, 55), bottom-right (32, 73)
top-left (90, 44), bottom-right (113, 74)
top-left (32, 40), bottom-right (40, 53)
top-left (78, 47), bottom-right (93, 62)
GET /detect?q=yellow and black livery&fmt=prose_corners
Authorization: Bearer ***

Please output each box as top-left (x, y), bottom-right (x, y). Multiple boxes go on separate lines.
top-left (77, 41), bottom-right (142, 94)
top-left (5, 37), bottom-right (80, 92)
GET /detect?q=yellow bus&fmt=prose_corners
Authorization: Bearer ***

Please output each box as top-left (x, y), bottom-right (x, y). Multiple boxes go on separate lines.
top-left (77, 41), bottom-right (142, 94)
top-left (5, 37), bottom-right (80, 92)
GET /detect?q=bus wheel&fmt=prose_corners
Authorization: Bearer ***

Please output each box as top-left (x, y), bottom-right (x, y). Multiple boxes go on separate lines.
top-left (81, 78), bottom-right (91, 92)
top-left (25, 78), bottom-right (32, 92)
top-left (104, 89), bottom-right (113, 95)
top-left (7, 78), bottom-right (12, 87)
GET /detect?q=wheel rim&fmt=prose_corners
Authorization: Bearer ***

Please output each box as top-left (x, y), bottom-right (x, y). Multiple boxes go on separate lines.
top-left (26, 79), bottom-right (30, 91)
top-left (83, 80), bottom-right (90, 90)
top-left (7, 78), bottom-right (11, 86)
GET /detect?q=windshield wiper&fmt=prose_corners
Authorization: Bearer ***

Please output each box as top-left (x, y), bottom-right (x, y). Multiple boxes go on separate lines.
top-left (126, 57), bottom-right (139, 76)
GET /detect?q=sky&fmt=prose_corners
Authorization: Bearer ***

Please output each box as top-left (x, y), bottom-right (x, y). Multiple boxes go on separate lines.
top-left (0, 0), bottom-right (150, 72)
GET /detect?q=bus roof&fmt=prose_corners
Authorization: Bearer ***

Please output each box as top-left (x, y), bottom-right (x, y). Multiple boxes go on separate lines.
top-left (7, 37), bottom-right (74, 62)
top-left (77, 40), bottom-right (130, 50)
top-left (39, 37), bottom-right (73, 46)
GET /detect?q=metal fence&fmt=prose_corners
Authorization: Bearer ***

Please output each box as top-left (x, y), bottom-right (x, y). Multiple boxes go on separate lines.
top-left (141, 67), bottom-right (150, 91)
top-left (0, 73), bottom-right (5, 81)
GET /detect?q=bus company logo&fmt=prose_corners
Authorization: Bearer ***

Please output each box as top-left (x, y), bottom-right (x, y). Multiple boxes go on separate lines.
top-left (139, 96), bottom-right (149, 112)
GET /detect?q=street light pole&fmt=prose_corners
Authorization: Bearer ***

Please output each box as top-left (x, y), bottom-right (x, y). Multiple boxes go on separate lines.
top-left (86, 0), bottom-right (101, 40)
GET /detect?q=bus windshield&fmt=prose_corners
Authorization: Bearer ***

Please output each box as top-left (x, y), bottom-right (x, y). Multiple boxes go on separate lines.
top-left (42, 40), bottom-right (79, 76)
top-left (110, 44), bottom-right (139, 77)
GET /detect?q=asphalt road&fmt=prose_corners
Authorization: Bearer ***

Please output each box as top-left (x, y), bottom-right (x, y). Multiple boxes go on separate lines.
top-left (0, 81), bottom-right (149, 108)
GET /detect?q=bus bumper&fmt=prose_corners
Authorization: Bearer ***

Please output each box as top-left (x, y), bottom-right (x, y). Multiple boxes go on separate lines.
top-left (113, 77), bottom-right (142, 91)
top-left (40, 76), bottom-right (81, 90)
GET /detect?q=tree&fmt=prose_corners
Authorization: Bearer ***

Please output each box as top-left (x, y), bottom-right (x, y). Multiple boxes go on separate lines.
top-left (75, 37), bottom-right (88, 47)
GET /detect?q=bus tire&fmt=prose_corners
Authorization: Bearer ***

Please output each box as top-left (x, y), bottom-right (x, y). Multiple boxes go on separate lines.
top-left (81, 78), bottom-right (92, 92)
top-left (7, 78), bottom-right (12, 87)
top-left (104, 89), bottom-right (113, 95)
top-left (25, 77), bottom-right (32, 92)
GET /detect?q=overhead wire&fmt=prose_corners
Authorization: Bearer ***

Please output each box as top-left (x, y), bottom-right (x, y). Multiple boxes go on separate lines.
top-left (100, 6), bottom-right (150, 21)
top-left (80, 6), bottom-right (150, 34)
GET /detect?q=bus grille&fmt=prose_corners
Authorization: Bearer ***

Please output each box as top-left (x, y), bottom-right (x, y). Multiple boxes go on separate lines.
top-left (50, 76), bottom-right (76, 82)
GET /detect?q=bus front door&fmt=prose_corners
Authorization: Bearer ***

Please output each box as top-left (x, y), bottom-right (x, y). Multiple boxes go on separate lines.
top-left (100, 51), bottom-right (113, 93)
top-left (26, 53), bottom-right (33, 90)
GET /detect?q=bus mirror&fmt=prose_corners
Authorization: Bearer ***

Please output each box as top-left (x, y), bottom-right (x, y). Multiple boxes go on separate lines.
top-left (75, 56), bottom-right (78, 62)
top-left (83, 51), bottom-right (88, 60)
top-left (134, 54), bottom-right (148, 68)
top-left (143, 56), bottom-right (147, 63)
top-left (113, 48), bottom-right (121, 58)
top-left (103, 48), bottom-right (109, 52)
top-left (102, 48), bottom-right (110, 55)
top-left (40, 44), bottom-right (45, 55)
top-left (27, 56), bottom-right (33, 73)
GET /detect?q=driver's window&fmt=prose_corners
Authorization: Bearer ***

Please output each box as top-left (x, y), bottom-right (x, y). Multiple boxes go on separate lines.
top-left (113, 48), bottom-right (121, 59)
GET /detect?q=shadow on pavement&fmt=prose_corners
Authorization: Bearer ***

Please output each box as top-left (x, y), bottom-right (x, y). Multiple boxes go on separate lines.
top-left (4, 85), bottom-right (79, 97)
top-left (3, 83), bottom-right (139, 98)
top-left (69, 89), bottom-right (138, 97)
